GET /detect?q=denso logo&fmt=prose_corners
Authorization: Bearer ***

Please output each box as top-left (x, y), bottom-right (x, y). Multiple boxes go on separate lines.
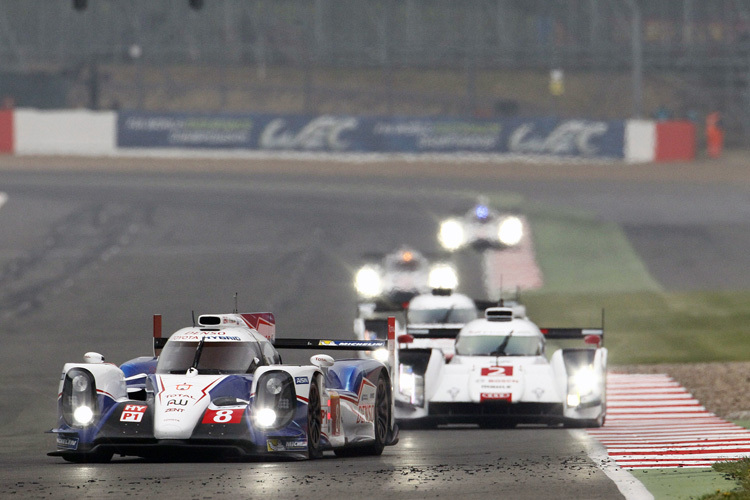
top-left (508, 120), bottom-right (608, 156)
top-left (260, 116), bottom-right (358, 150)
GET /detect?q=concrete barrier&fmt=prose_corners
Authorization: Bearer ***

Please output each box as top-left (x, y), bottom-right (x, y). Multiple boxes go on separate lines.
top-left (14, 109), bottom-right (116, 156)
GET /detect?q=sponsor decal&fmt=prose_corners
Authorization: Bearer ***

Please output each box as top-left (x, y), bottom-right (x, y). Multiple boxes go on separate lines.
top-left (56, 435), bottom-right (79, 450)
top-left (356, 404), bottom-right (375, 424)
top-left (166, 399), bottom-right (190, 407)
top-left (448, 387), bottom-right (460, 400)
top-left (480, 392), bottom-right (512, 402)
top-left (120, 404), bottom-right (147, 422)
top-left (202, 408), bottom-right (244, 424)
top-left (295, 377), bottom-right (309, 385)
top-left (481, 366), bottom-right (514, 377)
top-left (176, 384), bottom-right (192, 391)
top-left (508, 120), bottom-right (608, 156)
top-left (267, 438), bottom-right (308, 452)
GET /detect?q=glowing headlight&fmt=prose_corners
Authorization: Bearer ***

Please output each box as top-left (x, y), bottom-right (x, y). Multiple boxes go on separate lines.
top-left (428, 264), bottom-right (458, 290)
top-left (265, 376), bottom-right (284, 395)
top-left (355, 266), bottom-right (383, 297)
top-left (372, 348), bottom-right (390, 363)
top-left (438, 219), bottom-right (465, 251)
top-left (570, 366), bottom-right (597, 396)
top-left (73, 406), bottom-right (94, 426)
top-left (398, 364), bottom-right (425, 406)
top-left (567, 394), bottom-right (581, 408)
top-left (497, 216), bottom-right (524, 246)
top-left (255, 408), bottom-right (277, 428)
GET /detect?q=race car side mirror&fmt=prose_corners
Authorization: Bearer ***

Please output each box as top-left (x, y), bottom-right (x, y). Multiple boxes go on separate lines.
top-left (311, 354), bottom-right (335, 368)
top-left (397, 334), bottom-right (414, 344)
top-left (584, 335), bottom-right (601, 347)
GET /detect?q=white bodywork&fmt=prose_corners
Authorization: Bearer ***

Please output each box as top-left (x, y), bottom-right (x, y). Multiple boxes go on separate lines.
top-left (394, 306), bottom-right (607, 426)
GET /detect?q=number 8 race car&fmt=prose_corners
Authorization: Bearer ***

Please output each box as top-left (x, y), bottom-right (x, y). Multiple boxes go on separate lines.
top-left (48, 311), bottom-right (399, 462)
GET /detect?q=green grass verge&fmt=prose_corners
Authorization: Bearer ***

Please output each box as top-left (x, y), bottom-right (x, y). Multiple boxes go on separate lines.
top-left (516, 204), bottom-right (750, 365)
top-left (632, 468), bottom-right (739, 500)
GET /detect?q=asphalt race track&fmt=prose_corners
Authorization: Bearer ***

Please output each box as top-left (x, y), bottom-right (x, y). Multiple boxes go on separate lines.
top-left (1, 154), bottom-right (748, 499)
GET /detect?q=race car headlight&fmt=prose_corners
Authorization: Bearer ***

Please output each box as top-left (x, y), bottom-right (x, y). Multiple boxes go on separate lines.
top-left (355, 266), bottom-right (383, 298)
top-left (61, 368), bottom-right (98, 428)
top-left (428, 264), bottom-right (458, 290)
top-left (438, 219), bottom-right (465, 251)
top-left (372, 348), bottom-right (390, 363)
top-left (73, 406), bottom-right (95, 426)
top-left (254, 371), bottom-right (296, 429)
top-left (255, 408), bottom-right (277, 428)
top-left (265, 376), bottom-right (284, 395)
top-left (567, 365), bottom-right (599, 408)
top-left (497, 216), bottom-right (524, 247)
top-left (398, 364), bottom-right (425, 407)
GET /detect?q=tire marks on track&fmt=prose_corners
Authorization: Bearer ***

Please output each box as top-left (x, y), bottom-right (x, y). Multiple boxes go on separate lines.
top-left (588, 373), bottom-right (750, 469)
top-left (0, 202), bottom-right (152, 320)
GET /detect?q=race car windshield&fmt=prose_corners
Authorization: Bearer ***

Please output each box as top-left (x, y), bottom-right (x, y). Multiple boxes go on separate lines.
top-left (408, 307), bottom-right (477, 325)
top-left (156, 341), bottom-right (263, 374)
top-left (455, 335), bottom-right (541, 356)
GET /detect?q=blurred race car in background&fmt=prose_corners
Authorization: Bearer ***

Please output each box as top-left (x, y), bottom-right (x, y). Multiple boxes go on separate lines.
top-left (393, 303), bottom-right (606, 428)
top-left (354, 288), bottom-right (482, 363)
top-left (438, 198), bottom-right (525, 252)
top-left (48, 311), bottom-right (398, 462)
top-left (354, 245), bottom-right (458, 303)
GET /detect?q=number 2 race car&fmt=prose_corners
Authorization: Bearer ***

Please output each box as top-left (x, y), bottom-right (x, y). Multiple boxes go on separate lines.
top-left (393, 304), bottom-right (607, 428)
top-left (48, 312), bottom-right (399, 462)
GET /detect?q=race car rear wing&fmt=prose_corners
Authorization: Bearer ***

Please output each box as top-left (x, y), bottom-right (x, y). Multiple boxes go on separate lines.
top-left (540, 327), bottom-right (604, 340)
top-left (275, 317), bottom-right (398, 368)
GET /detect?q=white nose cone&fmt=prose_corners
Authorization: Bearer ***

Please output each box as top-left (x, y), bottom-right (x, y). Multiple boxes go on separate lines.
top-left (153, 375), bottom-right (224, 439)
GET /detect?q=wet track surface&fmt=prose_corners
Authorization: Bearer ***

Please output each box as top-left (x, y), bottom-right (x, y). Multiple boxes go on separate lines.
top-left (0, 157), bottom-right (748, 498)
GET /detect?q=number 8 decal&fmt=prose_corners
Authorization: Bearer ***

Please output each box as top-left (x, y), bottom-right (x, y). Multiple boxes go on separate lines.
top-left (201, 408), bottom-right (244, 424)
top-left (214, 410), bottom-right (234, 423)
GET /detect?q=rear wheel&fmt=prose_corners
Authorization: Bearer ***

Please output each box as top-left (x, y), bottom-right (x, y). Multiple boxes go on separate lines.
top-left (334, 372), bottom-right (390, 457)
top-left (307, 374), bottom-right (323, 459)
top-left (366, 373), bottom-right (390, 455)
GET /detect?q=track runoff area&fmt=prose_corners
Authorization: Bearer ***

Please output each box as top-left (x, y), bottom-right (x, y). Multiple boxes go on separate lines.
top-left (485, 221), bottom-right (750, 472)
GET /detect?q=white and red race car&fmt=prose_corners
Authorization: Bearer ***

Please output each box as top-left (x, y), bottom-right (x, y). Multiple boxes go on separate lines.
top-left (354, 288), bottom-right (480, 363)
top-left (392, 304), bottom-right (607, 428)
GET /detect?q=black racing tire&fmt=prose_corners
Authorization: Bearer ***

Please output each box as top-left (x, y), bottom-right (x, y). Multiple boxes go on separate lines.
top-left (334, 371), bottom-right (390, 457)
top-left (307, 374), bottom-right (323, 459)
top-left (366, 372), bottom-right (390, 456)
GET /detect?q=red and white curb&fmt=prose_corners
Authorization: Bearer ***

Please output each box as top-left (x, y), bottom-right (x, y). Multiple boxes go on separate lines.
top-left (587, 372), bottom-right (750, 469)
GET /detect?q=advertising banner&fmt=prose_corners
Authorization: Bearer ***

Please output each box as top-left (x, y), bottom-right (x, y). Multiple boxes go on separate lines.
top-left (117, 111), bottom-right (625, 159)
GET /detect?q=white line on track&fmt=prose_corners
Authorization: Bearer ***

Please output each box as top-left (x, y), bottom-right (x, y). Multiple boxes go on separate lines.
top-left (571, 429), bottom-right (654, 500)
